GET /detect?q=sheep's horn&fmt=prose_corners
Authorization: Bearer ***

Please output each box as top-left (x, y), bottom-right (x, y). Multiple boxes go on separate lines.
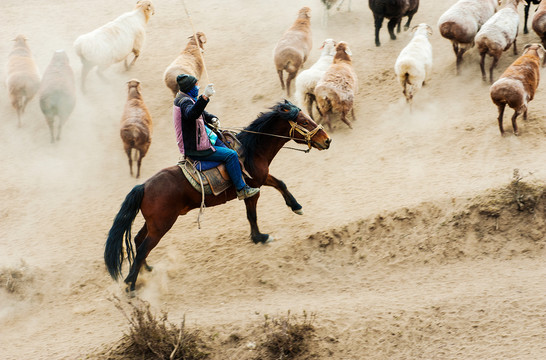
top-left (426, 24), bottom-right (433, 35)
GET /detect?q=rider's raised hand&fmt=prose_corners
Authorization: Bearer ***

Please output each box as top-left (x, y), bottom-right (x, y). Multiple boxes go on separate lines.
top-left (203, 83), bottom-right (215, 98)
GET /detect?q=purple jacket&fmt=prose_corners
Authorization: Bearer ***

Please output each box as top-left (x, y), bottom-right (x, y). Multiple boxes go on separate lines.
top-left (173, 93), bottom-right (217, 156)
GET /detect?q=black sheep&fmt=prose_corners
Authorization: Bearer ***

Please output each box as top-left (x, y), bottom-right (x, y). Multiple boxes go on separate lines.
top-left (524, 0), bottom-right (541, 34)
top-left (368, 0), bottom-right (420, 47)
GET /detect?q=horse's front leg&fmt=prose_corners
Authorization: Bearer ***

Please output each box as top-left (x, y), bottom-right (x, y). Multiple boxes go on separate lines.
top-left (244, 193), bottom-right (272, 244)
top-left (264, 174), bottom-right (303, 215)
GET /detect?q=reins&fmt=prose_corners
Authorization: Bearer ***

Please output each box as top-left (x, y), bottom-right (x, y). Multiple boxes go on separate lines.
top-left (221, 120), bottom-right (324, 153)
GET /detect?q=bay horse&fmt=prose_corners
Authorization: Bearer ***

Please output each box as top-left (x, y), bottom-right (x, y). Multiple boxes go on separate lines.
top-left (105, 100), bottom-right (331, 292)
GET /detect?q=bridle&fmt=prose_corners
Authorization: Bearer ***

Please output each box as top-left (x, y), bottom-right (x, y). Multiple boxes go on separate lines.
top-left (288, 120), bottom-right (324, 152)
top-left (222, 114), bottom-right (324, 153)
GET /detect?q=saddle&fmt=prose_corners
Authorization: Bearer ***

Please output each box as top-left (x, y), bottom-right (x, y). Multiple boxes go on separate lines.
top-left (178, 130), bottom-right (247, 196)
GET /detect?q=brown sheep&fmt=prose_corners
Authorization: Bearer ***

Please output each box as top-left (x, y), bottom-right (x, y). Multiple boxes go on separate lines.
top-left (314, 41), bottom-right (358, 130)
top-left (39, 50), bottom-right (76, 143)
top-left (6, 35), bottom-right (41, 127)
top-left (532, 1), bottom-right (546, 48)
top-left (120, 79), bottom-right (152, 178)
top-left (273, 7), bottom-right (313, 96)
top-left (489, 44), bottom-right (545, 136)
top-left (163, 32), bottom-right (207, 96)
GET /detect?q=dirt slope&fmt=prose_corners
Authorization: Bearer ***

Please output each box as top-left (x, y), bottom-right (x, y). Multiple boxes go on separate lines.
top-left (1, 0), bottom-right (545, 359)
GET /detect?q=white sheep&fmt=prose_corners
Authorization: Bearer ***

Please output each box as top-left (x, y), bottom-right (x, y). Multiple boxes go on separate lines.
top-left (314, 41), bottom-right (358, 130)
top-left (73, 0), bottom-right (155, 91)
top-left (294, 38), bottom-right (337, 119)
top-left (273, 7), bottom-right (313, 96)
top-left (475, 0), bottom-right (522, 83)
top-left (5, 35), bottom-right (41, 127)
top-left (438, 0), bottom-right (500, 74)
top-left (120, 79), bottom-right (152, 178)
top-left (39, 50), bottom-right (76, 143)
top-left (321, 0), bottom-right (352, 27)
top-left (163, 32), bottom-right (207, 96)
top-left (394, 23), bottom-right (433, 107)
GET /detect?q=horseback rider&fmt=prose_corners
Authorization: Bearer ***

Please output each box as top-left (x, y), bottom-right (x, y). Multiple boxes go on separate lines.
top-left (173, 74), bottom-right (260, 200)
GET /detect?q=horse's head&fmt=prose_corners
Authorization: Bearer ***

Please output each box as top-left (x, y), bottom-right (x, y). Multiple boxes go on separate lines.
top-left (277, 100), bottom-right (331, 150)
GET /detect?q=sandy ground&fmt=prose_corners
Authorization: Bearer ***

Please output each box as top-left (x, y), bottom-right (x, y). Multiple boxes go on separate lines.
top-left (1, 0), bottom-right (545, 359)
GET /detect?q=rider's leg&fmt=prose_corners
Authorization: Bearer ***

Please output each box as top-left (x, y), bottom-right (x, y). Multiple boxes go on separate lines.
top-left (193, 147), bottom-right (246, 190)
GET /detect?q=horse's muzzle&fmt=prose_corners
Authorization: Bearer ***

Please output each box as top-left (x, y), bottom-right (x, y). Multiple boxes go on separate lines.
top-left (314, 137), bottom-right (332, 150)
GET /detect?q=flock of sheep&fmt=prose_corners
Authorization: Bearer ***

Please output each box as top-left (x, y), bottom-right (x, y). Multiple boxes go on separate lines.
top-left (5, 0), bottom-right (546, 178)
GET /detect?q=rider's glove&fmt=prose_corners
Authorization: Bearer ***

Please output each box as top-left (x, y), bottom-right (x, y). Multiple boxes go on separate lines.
top-left (203, 83), bottom-right (215, 98)
top-left (210, 117), bottom-right (221, 128)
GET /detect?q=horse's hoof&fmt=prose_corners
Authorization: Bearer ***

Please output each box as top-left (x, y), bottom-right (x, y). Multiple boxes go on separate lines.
top-left (125, 286), bottom-right (136, 298)
top-left (144, 264), bottom-right (153, 272)
top-left (253, 234), bottom-right (273, 244)
top-left (293, 209), bottom-right (304, 215)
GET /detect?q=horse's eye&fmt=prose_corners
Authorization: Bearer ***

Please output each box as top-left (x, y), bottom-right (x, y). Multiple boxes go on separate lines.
top-left (302, 121), bottom-right (308, 126)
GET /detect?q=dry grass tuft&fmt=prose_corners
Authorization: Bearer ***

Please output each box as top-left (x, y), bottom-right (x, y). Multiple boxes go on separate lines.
top-left (0, 260), bottom-right (33, 296)
top-left (259, 310), bottom-right (316, 360)
top-left (474, 169), bottom-right (545, 217)
top-left (97, 296), bottom-right (209, 360)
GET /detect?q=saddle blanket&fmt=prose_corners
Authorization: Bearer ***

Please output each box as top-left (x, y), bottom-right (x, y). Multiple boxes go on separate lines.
top-left (178, 130), bottom-right (244, 196)
top-left (179, 159), bottom-right (232, 196)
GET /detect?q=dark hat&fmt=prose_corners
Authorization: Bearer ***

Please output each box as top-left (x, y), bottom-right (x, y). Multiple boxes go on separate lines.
top-left (176, 74), bottom-right (198, 93)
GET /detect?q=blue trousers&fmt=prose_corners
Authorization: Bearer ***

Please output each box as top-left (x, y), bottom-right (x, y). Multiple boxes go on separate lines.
top-left (190, 146), bottom-right (246, 190)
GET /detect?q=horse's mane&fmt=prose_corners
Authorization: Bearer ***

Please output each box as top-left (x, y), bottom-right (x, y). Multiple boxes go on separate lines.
top-left (237, 101), bottom-right (299, 172)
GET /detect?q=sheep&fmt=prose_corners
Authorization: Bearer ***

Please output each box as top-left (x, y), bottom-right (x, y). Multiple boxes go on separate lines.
top-left (475, 0), bottom-right (522, 84)
top-left (532, 1), bottom-right (546, 48)
top-left (489, 43), bottom-right (545, 136)
top-left (38, 50), bottom-right (76, 143)
top-left (294, 38), bottom-right (337, 119)
top-left (314, 41), bottom-right (358, 130)
top-left (73, 0), bottom-right (155, 91)
top-left (5, 35), bottom-right (41, 127)
top-left (368, 0), bottom-right (420, 47)
top-left (524, 0), bottom-right (541, 34)
top-left (273, 6), bottom-right (313, 97)
top-left (163, 32), bottom-right (207, 96)
top-left (438, 0), bottom-right (500, 75)
top-left (321, 0), bottom-right (352, 27)
top-left (394, 23), bottom-right (433, 106)
top-left (120, 79), bottom-right (152, 178)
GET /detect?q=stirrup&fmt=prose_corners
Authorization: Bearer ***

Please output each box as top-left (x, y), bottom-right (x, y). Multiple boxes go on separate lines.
top-left (237, 185), bottom-right (260, 200)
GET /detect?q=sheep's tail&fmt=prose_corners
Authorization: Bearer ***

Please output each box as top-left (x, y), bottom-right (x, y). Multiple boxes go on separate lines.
top-left (314, 84), bottom-right (337, 114)
top-left (275, 48), bottom-right (302, 74)
top-left (9, 91), bottom-right (24, 116)
top-left (439, 21), bottom-right (474, 46)
top-left (403, 73), bottom-right (412, 103)
top-left (121, 123), bottom-right (149, 149)
top-left (490, 78), bottom-right (524, 109)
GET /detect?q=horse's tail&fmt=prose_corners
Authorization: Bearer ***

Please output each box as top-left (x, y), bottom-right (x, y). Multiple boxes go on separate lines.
top-left (104, 184), bottom-right (145, 281)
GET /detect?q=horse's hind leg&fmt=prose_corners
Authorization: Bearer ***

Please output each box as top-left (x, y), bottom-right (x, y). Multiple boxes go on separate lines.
top-left (134, 223), bottom-right (152, 272)
top-left (264, 174), bottom-right (303, 214)
top-left (124, 215), bottom-right (178, 292)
